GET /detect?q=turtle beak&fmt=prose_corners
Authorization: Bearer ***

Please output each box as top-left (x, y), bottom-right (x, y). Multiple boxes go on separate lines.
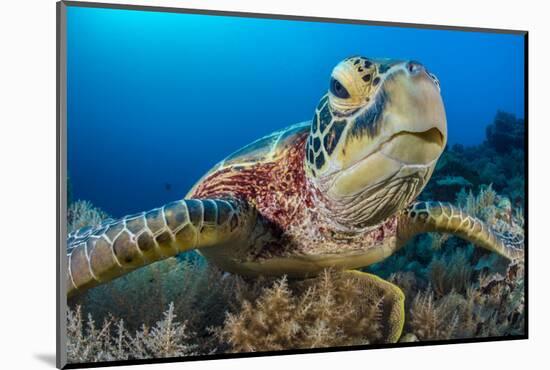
top-left (378, 60), bottom-right (447, 164)
top-left (379, 127), bottom-right (445, 165)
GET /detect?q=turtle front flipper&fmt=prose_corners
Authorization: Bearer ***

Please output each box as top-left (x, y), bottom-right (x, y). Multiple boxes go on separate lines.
top-left (398, 201), bottom-right (524, 261)
top-left (343, 270), bottom-right (405, 343)
top-left (66, 198), bottom-right (256, 297)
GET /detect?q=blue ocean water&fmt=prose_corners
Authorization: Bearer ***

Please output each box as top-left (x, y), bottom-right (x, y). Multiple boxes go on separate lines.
top-left (66, 6), bottom-right (525, 217)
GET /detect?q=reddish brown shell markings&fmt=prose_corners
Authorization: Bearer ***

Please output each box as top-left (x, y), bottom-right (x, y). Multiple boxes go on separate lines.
top-left (191, 133), bottom-right (313, 231)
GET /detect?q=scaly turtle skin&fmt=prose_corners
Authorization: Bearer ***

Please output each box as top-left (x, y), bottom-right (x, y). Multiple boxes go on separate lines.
top-left (66, 57), bottom-right (523, 343)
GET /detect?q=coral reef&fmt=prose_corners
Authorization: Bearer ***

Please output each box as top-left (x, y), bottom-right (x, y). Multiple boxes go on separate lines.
top-left (422, 111), bottom-right (525, 206)
top-left (69, 255), bottom-right (524, 362)
top-left (69, 266), bottom-right (391, 361)
top-left (486, 111), bottom-right (525, 154)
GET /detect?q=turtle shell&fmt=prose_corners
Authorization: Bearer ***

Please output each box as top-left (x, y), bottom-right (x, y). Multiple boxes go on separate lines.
top-left (186, 121), bottom-right (310, 197)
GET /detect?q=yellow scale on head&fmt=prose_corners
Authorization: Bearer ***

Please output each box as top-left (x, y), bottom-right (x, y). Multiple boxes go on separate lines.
top-left (330, 56), bottom-right (380, 110)
top-left (305, 56), bottom-right (389, 178)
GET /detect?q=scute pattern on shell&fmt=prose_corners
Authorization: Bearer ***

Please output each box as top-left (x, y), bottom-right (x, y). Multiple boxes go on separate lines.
top-left (221, 121), bottom-right (311, 168)
top-left (191, 130), bottom-right (313, 231)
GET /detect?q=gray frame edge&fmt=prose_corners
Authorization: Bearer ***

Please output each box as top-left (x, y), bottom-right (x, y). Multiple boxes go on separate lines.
top-left (61, 0), bottom-right (527, 35)
top-left (56, 1), bottom-right (68, 368)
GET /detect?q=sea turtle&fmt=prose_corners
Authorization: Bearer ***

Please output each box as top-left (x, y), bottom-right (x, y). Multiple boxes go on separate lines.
top-left (66, 56), bottom-right (523, 342)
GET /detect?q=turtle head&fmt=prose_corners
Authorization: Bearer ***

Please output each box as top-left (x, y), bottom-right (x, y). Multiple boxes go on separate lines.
top-left (305, 56), bottom-right (447, 228)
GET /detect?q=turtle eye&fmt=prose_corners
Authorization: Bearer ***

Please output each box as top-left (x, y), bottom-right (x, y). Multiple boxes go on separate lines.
top-left (329, 77), bottom-right (350, 99)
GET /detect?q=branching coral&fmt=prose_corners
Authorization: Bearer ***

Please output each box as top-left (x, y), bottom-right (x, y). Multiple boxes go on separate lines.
top-left (405, 262), bottom-right (524, 341)
top-left (67, 305), bottom-right (117, 363)
top-left (408, 289), bottom-right (460, 340)
top-left (70, 253), bottom-right (240, 354)
top-left (66, 303), bottom-right (197, 363)
top-left (461, 184), bottom-right (497, 220)
top-left (67, 199), bottom-right (111, 233)
top-left (428, 249), bottom-right (472, 297)
top-left (129, 303), bottom-right (198, 359)
top-left (461, 263), bottom-right (525, 338)
top-left (218, 270), bottom-right (385, 352)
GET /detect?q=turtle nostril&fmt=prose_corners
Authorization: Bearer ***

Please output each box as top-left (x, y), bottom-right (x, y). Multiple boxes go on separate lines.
top-left (407, 61), bottom-right (424, 75)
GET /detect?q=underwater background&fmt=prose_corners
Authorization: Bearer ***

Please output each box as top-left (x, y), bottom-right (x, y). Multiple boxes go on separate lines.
top-left (67, 5), bottom-right (524, 217)
top-left (65, 5), bottom-right (526, 363)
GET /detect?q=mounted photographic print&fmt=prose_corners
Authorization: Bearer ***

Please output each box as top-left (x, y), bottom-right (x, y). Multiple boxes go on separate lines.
top-left (56, 1), bottom-right (528, 368)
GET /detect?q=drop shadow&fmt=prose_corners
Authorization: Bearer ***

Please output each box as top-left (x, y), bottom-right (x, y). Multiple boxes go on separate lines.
top-left (34, 353), bottom-right (56, 367)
